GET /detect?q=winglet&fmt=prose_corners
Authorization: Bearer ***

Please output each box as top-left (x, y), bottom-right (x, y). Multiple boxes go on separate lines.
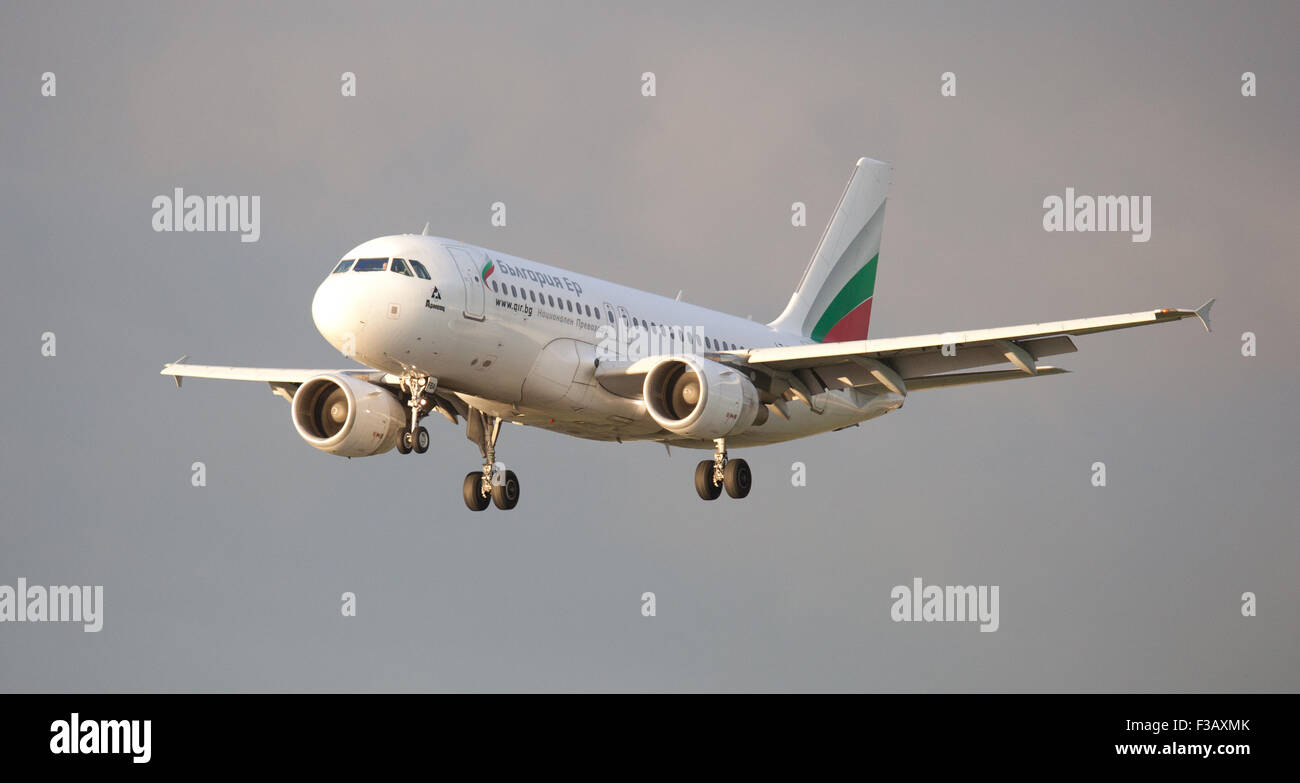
top-left (1194, 298), bottom-right (1215, 333)
top-left (164, 354), bottom-right (189, 387)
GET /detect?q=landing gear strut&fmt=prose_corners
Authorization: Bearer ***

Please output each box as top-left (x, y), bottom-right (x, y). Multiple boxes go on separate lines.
top-left (695, 438), bottom-right (751, 501)
top-left (396, 373), bottom-right (433, 455)
top-left (463, 410), bottom-right (521, 511)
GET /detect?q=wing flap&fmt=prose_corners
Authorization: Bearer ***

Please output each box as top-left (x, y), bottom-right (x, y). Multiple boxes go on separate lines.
top-left (904, 366), bottom-right (1070, 391)
top-left (888, 334), bottom-right (1078, 378)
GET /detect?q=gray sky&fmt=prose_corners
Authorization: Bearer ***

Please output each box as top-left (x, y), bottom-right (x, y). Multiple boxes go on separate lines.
top-left (1, 0), bottom-right (1296, 691)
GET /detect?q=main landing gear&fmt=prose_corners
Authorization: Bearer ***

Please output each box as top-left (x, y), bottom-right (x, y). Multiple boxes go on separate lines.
top-left (391, 373), bottom-right (521, 511)
top-left (395, 373), bottom-right (433, 455)
top-left (462, 409), bottom-right (521, 512)
top-left (695, 438), bottom-right (751, 501)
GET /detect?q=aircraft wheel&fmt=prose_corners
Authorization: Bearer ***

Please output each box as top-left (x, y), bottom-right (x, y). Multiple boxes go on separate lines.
top-left (695, 460), bottom-right (722, 500)
top-left (724, 458), bottom-right (752, 499)
top-left (396, 430), bottom-right (412, 454)
top-left (463, 472), bottom-right (489, 511)
top-left (492, 470), bottom-right (521, 510)
top-left (413, 426), bottom-right (430, 454)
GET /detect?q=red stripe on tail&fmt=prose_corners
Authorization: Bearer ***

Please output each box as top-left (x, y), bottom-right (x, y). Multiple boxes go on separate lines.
top-left (821, 298), bottom-right (873, 343)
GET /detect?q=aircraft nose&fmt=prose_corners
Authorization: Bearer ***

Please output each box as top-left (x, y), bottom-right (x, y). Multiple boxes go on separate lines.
top-left (312, 277), bottom-right (355, 350)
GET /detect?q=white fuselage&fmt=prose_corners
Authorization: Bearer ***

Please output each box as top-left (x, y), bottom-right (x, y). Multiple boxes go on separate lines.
top-left (311, 234), bottom-right (903, 448)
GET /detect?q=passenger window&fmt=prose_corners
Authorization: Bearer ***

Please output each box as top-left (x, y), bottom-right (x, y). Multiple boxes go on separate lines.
top-left (409, 259), bottom-right (431, 279)
top-left (354, 258), bottom-right (388, 272)
top-left (332, 259), bottom-right (354, 274)
top-left (566, 300), bottom-right (573, 312)
top-left (510, 285), bottom-right (518, 297)
top-left (529, 290), bottom-right (536, 302)
top-left (390, 258), bottom-right (412, 276)
top-left (585, 305), bottom-right (592, 317)
top-left (548, 295), bottom-right (555, 307)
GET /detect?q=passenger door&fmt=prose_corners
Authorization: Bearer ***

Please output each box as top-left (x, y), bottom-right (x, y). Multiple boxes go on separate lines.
top-left (446, 247), bottom-right (485, 320)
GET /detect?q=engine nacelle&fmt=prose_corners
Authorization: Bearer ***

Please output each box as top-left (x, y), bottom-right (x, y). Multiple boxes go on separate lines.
top-left (643, 355), bottom-right (767, 439)
top-left (291, 373), bottom-right (406, 457)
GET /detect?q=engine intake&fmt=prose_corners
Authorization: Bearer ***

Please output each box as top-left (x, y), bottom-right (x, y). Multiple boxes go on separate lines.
top-left (644, 355), bottom-right (766, 439)
top-left (291, 373), bottom-right (406, 457)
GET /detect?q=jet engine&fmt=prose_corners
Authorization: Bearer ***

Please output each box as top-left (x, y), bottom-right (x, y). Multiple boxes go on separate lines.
top-left (643, 355), bottom-right (767, 439)
top-left (291, 373), bottom-right (406, 457)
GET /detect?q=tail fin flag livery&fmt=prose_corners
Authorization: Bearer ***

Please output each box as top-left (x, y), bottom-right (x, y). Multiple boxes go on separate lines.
top-left (770, 157), bottom-right (889, 343)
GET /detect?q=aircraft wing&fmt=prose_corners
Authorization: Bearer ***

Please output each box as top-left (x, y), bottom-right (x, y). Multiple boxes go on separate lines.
top-left (592, 299), bottom-right (1213, 402)
top-left (741, 299), bottom-right (1214, 400)
top-left (160, 358), bottom-right (394, 401)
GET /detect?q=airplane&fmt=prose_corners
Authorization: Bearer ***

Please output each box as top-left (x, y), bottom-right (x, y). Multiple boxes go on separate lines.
top-left (161, 157), bottom-right (1214, 511)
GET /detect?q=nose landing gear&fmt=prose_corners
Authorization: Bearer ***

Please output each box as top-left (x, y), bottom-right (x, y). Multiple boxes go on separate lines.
top-left (396, 373), bottom-right (433, 455)
top-left (695, 438), bottom-right (751, 500)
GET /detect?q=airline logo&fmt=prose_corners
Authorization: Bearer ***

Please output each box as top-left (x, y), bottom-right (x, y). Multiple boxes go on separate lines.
top-left (482, 256), bottom-right (585, 296)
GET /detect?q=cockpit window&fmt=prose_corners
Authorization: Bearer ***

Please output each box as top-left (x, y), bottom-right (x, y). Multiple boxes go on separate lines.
top-left (332, 259), bottom-right (354, 274)
top-left (354, 258), bottom-right (388, 272)
top-left (409, 260), bottom-right (431, 280)
top-left (390, 258), bottom-right (413, 276)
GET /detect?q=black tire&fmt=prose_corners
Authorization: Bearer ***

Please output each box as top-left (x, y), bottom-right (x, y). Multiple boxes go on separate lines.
top-left (491, 469), bottom-right (520, 510)
top-left (724, 458), bottom-right (752, 499)
top-left (413, 426), bottom-right (430, 454)
top-left (396, 430), bottom-right (412, 454)
top-left (695, 460), bottom-right (721, 500)
top-left (462, 472), bottom-right (489, 511)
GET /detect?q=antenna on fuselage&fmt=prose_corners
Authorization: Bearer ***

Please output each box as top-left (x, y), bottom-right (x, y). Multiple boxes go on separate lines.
top-left (421, 222), bottom-right (430, 235)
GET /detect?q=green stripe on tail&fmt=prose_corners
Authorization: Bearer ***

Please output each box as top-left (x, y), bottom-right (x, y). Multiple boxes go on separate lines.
top-left (809, 254), bottom-right (878, 342)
